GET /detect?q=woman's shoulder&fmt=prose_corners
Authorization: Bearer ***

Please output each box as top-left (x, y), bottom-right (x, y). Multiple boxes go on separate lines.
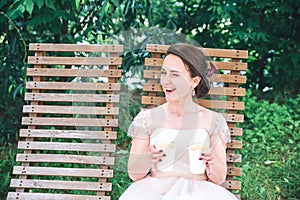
top-left (139, 105), bottom-right (165, 119)
top-left (133, 105), bottom-right (165, 126)
top-left (197, 106), bottom-right (223, 120)
top-left (195, 106), bottom-right (227, 131)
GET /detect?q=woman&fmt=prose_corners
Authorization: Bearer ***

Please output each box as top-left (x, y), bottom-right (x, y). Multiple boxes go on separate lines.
top-left (119, 43), bottom-right (238, 200)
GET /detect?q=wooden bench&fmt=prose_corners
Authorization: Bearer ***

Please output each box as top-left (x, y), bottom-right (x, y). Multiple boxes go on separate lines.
top-left (142, 44), bottom-right (248, 199)
top-left (7, 43), bottom-right (123, 200)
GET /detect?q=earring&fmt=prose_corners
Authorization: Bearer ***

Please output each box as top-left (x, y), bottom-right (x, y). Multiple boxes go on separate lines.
top-left (192, 90), bottom-right (196, 97)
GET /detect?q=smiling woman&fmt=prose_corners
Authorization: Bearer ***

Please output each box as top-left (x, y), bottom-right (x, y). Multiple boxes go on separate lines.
top-left (160, 54), bottom-right (199, 103)
top-left (119, 43), bottom-right (238, 200)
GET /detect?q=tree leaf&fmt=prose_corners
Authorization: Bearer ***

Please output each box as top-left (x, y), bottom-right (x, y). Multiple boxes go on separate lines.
top-left (75, 0), bottom-right (80, 10)
top-left (45, 0), bottom-right (55, 10)
top-left (33, 0), bottom-right (44, 9)
top-left (12, 83), bottom-right (24, 100)
top-left (24, 0), bottom-right (34, 15)
top-left (17, 3), bottom-right (26, 14)
top-left (0, 0), bottom-right (7, 9)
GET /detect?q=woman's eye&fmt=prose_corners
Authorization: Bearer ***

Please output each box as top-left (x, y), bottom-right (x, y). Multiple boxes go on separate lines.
top-left (172, 73), bottom-right (179, 77)
top-left (161, 71), bottom-right (167, 75)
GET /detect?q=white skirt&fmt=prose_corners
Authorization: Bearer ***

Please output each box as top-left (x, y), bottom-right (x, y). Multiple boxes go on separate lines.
top-left (119, 176), bottom-right (238, 200)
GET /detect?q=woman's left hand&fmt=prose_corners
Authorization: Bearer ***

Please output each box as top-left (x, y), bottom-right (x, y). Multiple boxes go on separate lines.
top-left (199, 151), bottom-right (214, 175)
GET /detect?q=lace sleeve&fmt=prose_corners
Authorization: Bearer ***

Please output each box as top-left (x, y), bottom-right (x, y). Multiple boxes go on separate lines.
top-left (209, 112), bottom-right (231, 148)
top-left (127, 109), bottom-right (152, 138)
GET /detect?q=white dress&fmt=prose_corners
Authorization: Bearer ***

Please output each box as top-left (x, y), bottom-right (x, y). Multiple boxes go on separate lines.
top-left (119, 109), bottom-right (238, 200)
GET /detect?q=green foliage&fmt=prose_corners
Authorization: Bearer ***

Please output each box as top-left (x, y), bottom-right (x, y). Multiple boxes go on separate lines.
top-left (0, 94), bottom-right (24, 144)
top-left (148, 0), bottom-right (300, 100)
top-left (240, 92), bottom-right (300, 199)
top-left (1, 0), bottom-right (299, 101)
top-left (0, 144), bottom-right (17, 199)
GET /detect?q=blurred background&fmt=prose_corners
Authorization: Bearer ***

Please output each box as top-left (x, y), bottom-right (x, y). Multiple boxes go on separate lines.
top-left (0, 0), bottom-right (299, 199)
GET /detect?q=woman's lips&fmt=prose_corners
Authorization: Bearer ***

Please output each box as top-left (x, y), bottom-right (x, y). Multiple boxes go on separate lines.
top-left (165, 89), bottom-right (175, 93)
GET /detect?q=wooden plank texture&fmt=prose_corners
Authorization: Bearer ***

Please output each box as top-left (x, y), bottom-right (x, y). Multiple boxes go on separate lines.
top-left (26, 82), bottom-right (121, 91)
top-left (29, 43), bottom-right (124, 52)
top-left (8, 43), bottom-right (124, 199)
top-left (13, 166), bottom-right (114, 178)
top-left (10, 179), bottom-right (112, 191)
top-left (143, 83), bottom-right (245, 96)
top-left (145, 58), bottom-right (247, 71)
top-left (227, 167), bottom-right (242, 176)
top-left (223, 114), bottom-right (244, 123)
top-left (222, 180), bottom-right (241, 190)
top-left (23, 105), bottom-right (119, 115)
top-left (226, 153), bottom-right (242, 163)
top-left (142, 96), bottom-right (244, 110)
top-left (19, 129), bottom-right (117, 140)
top-left (227, 140), bottom-right (243, 149)
top-left (146, 44), bottom-right (248, 59)
top-left (144, 70), bottom-right (246, 84)
top-left (22, 117), bottom-right (118, 127)
top-left (25, 93), bottom-right (120, 103)
top-left (16, 154), bottom-right (115, 165)
top-left (229, 127), bottom-right (243, 136)
top-left (28, 56), bottom-right (122, 65)
top-left (18, 141), bottom-right (116, 152)
top-left (7, 192), bottom-right (110, 200)
top-left (27, 68), bottom-right (122, 77)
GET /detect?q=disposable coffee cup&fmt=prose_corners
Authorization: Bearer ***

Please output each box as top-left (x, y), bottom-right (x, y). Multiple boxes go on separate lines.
top-left (155, 142), bottom-right (176, 172)
top-left (188, 144), bottom-right (209, 174)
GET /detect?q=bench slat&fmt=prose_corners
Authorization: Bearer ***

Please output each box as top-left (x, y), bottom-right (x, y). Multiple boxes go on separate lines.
top-left (7, 192), bottom-right (110, 200)
top-left (19, 129), bottom-right (117, 139)
top-left (227, 140), bottom-right (243, 149)
top-left (209, 74), bottom-right (246, 84)
top-left (146, 44), bottom-right (248, 59)
top-left (144, 70), bottom-right (246, 84)
top-left (224, 114), bottom-right (244, 123)
top-left (191, 99), bottom-right (244, 111)
top-left (142, 96), bottom-right (244, 110)
top-left (23, 105), bottom-right (119, 115)
top-left (28, 56), bottom-right (122, 65)
top-left (22, 117), bottom-right (118, 127)
top-left (143, 83), bottom-right (245, 96)
top-left (145, 58), bottom-right (247, 71)
top-left (213, 61), bottom-right (247, 71)
top-left (13, 166), bottom-right (113, 178)
top-left (227, 167), bottom-right (242, 176)
top-left (229, 127), bottom-right (243, 136)
top-left (222, 180), bottom-right (241, 190)
top-left (27, 68), bottom-right (122, 77)
top-left (29, 43), bottom-right (123, 52)
top-left (25, 93), bottom-right (119, 103)
top-left (16, 154), bottom-right (115, 165)
top-left (226, 153), bottom-right (242, 163)
top-left (18, 141), bottom-right (116, 152)
top-left (208, 87), bottom-right (245, 97)
top-left (26, 82), bottom-right (121, 91)
top-left (10, 179), bottom-right (112, 191)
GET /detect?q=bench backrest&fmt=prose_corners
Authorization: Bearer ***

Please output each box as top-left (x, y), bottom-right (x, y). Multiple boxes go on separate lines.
top-left (7, 43), bottom-right (123, 200)
top-left (142, 44), bottom-right (248, 199)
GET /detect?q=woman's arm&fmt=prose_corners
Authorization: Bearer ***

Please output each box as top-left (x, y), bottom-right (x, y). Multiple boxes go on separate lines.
top-left (206, 137), bottom-right (227, 185)
top-left (203, 112), bottom-right (229, 185)
top-left (128, 136), bottom-right (151, 181)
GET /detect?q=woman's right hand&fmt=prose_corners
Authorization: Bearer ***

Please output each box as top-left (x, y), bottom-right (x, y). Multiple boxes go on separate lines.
top-left (149, 145), bottom-right (166, 175)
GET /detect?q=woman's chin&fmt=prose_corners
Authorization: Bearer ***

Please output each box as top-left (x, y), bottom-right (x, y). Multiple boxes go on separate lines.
top-left (165, 94), bottom-right (179, 103)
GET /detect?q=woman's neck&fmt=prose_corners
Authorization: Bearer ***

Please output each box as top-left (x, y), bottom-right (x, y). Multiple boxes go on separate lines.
top-left (165, 98), bottom-right (198, 117)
